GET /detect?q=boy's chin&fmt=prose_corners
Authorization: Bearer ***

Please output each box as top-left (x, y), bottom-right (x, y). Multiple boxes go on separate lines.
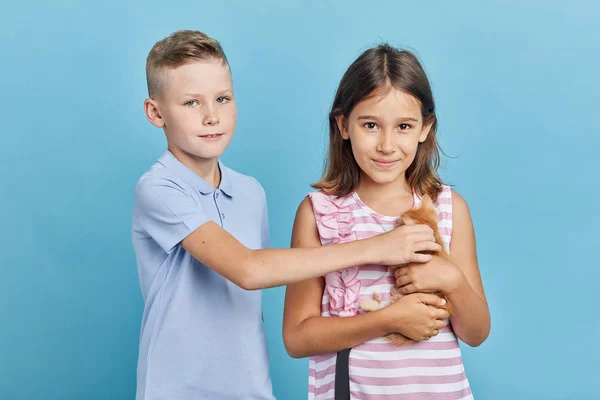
top-left (191, 149), bottom-right (226, 160)
top-left (171, 146), bottom-right (227, 162)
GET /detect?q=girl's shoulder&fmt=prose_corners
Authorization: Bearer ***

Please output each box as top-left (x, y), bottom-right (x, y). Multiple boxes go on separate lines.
top-left (307, 190), bottom-right (354, 214)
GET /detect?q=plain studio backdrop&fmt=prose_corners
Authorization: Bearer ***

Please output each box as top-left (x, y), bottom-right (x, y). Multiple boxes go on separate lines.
top-left (1, 1), bottom-right (598, 399)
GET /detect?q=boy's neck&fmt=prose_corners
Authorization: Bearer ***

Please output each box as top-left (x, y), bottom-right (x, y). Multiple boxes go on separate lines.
top-left (169, 147), bottom-right (221, 189)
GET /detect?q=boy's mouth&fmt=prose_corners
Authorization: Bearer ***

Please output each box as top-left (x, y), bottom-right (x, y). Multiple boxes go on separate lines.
top-left (198, 133), bottom-right (224, 141)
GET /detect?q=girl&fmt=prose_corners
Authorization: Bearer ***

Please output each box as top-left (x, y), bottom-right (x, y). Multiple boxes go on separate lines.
top-left (283, 44), bottom-right (490, 399)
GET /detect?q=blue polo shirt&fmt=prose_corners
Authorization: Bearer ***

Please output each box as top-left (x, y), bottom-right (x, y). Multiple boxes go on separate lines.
top-left (131, 150), bottom-right (274, 400)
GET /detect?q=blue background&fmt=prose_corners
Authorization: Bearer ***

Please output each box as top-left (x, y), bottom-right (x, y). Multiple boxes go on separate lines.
top-left (1, 1), bottom-right (598, 399)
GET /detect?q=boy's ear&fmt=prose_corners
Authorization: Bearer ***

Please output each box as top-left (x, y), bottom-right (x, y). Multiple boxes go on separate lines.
top-left (144, 98), bottom-right (165, 128)
top-left (335, 115), bottom-right (349, 140)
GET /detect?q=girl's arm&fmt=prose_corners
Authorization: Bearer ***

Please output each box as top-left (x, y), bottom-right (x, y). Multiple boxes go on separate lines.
top-left (283, 198), bottom-right (450, 358)
top-left (394, 191), bottom-right (491, 347)
top-left (442, 191), bottom-right (490, 346)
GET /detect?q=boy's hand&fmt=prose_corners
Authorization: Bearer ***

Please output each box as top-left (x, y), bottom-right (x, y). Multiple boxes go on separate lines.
top-left (394, 256), bottom-right (464, 296)
top-left (382, 293), bottom-right (449, 341)
top-left (373, 224), bottom-right (442, 266)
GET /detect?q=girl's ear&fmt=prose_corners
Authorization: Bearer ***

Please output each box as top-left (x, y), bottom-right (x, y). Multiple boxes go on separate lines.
top-left (336, 115), bottom-right (350, 140)
top-left (419, 118), bottom-right (434, 143)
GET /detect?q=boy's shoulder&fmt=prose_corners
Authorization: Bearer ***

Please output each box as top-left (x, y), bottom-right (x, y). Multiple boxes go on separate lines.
top-left (134, 161), bottom-right (187, 197)
top-left (221, 163), bottom-right (266, 200)
top-left (133, 159), bottom-right (267, 201)
top-left (221, 163), bottom-right (260, 185)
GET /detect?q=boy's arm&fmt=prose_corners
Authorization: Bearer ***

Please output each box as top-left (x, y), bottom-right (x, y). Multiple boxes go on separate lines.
top-left (182, 215), bottom-right (374, 290)
top-left (136, 178), bottom-right (441, 290)
top-left (282, 198), bottom-right (449, 358)
top-left (182, 197), bottom-right (444, 290)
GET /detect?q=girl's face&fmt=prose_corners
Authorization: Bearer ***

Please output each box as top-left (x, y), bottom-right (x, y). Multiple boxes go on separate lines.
top-left (337, 87), bottom-right (432, 188)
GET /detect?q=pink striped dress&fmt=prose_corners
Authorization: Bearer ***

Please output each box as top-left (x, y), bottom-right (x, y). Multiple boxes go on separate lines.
top-left (306, 185), bottom-right (473, 400)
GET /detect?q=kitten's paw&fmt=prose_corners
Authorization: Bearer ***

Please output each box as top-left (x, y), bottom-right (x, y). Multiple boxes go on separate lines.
top-left (359, 298), bottom-right (382, 312)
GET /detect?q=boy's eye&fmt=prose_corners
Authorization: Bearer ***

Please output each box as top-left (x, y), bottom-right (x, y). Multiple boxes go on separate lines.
top-left (216, 96), bottom-right (230, 103)
top-left (364, 122), bottom-right (377, 130)
top-left (185, 100), bottom-right (199, 107)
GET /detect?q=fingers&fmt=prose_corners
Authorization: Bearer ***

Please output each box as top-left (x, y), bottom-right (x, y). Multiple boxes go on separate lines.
top-left (421, 328), bottom-right (440, 341)
top-left (395, 275), bottom-right (411, 287)
top-left (432, 308), bottom-right (451, 320)
top-left (412, 240), bottom-right (442, 254)
top-left (423, 322), bottom-right (446, 341)
top-left (412, 232), bottom-right (437, 243)
top-left (399, 224), bottom-right (434, 235)
top-left (399, 284), bottom-right (417, 295)
top-left (435, 319), bottom-right (447, 330)
top-left (416, 293), bottom-right (447, 307)
top-left (401, 229), bottom-right (436, 244)
top-left (394, 267), bottom-right (409, 278)
top-left (409, 253), bottom-right (433, 264)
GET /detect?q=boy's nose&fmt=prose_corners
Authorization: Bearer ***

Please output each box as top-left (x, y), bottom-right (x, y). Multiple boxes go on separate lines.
top-left (203, 113), bottom-right (220, 126)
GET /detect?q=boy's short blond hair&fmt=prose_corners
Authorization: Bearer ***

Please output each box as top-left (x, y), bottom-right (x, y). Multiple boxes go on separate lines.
top-left (146, 30), bottom-right (229, 98)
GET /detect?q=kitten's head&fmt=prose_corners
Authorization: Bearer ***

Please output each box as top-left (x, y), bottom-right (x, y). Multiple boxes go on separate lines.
top-left (397, 195), bottom-right (438, 228)
top-left (396, 195), bottom-right (444, 252)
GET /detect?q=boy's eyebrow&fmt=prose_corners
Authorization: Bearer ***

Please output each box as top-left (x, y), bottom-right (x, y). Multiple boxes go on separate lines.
top-left (357, 115), bottom-right (418, 122)
top-left (183, 89), bottom-right (234, 97)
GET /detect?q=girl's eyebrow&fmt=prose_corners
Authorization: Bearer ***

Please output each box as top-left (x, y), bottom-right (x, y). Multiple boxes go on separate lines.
top-left (357, 115), bottom-right (418, 122)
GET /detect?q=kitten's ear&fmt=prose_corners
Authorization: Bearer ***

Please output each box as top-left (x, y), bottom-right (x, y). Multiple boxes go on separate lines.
top-left (421, 195), bottom-right (439, 223)
top-left (396, 217), bottom-right (406, 227)
top-left (421, 195), bottom-right (434, 210)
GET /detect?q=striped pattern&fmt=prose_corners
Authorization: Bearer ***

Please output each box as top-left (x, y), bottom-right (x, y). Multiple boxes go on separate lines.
top-left (307, 186), bottom-right (473, 400)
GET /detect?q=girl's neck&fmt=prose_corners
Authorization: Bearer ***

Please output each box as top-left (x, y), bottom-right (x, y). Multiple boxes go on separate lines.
top-left (355, 173), bottom-right (414, 217)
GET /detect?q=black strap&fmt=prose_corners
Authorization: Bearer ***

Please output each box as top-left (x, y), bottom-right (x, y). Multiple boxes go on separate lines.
top-left (334, 348), bottom-right (351, 400)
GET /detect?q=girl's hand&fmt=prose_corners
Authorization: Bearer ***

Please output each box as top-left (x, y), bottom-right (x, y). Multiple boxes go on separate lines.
top-left (383, 293), bottom-right (450, 341)
top-left (393, 256), bottom-right (465, 296)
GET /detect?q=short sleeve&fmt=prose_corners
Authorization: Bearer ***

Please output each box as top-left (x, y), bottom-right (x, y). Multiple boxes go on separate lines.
top-left (253, 178), bottom-right (270, 249)
top-left (133, 176), bottom-right (209, 253)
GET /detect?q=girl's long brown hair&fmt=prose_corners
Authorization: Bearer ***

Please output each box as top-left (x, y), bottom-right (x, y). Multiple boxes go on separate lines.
top-left (313, 44), bottom-right (444, 201)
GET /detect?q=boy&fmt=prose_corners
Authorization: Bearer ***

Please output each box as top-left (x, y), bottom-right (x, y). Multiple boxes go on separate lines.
top-left (132, 30), bottom-right (444, 399)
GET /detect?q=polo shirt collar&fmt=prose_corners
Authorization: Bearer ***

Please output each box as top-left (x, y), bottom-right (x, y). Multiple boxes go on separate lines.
top-left (158, 150), bottom-right (234, 197)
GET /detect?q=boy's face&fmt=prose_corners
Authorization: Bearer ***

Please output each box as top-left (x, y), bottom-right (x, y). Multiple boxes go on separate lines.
top-left (146, 59), bottom-right (236, 161)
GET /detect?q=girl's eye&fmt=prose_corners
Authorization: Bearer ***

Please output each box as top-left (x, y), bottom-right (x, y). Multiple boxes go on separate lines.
top-left (185, 100), bottom-right (198, 107)
top-left (364, 122), bottom-right (377, 130)
top-left (399, 123), bottom-right (411, 130)
top-left (217, 97), bottom-right (230, 103)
